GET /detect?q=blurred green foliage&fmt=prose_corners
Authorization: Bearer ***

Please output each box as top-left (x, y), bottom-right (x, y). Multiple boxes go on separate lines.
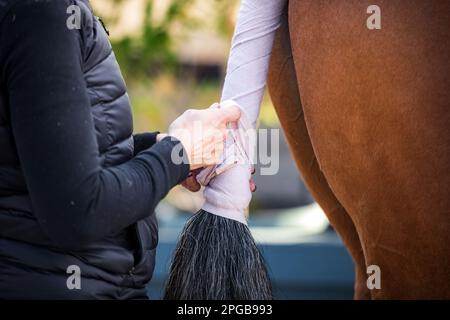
top-left (92, 0), bottom-right (278, 133)
top-left (106, 0), bottom-right (196, 78)
top-left (98, 0), bottom-right (239, 79)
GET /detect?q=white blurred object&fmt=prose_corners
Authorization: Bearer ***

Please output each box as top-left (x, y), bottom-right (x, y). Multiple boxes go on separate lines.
top-left (250, 203), bottom-right (330, 244)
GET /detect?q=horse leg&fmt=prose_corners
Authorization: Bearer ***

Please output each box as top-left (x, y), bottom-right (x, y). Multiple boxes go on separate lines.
top-left (288, 0), bottom-right (450, 298)
top-left (268, 13), bottom-right (371, 299)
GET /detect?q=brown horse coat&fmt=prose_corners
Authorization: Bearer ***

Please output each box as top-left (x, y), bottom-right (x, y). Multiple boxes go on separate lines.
top-left (268, 0), bottom-right (450, 299)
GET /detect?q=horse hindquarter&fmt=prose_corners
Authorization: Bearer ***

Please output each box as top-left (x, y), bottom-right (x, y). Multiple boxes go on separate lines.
top-left (268, 10), bottom-right (371, 299)
top-left (287, 0), bottom-right (450, 298)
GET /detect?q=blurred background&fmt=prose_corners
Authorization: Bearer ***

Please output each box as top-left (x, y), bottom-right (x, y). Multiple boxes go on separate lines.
top-left (91, 0), bottom-right (355, 299)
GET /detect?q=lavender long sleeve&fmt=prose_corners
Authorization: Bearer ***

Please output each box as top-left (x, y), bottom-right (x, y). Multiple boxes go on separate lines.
top-left (201, 0), bottom-right (287, 224)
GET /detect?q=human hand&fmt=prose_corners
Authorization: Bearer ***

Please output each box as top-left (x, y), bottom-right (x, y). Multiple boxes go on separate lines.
top-left (181, 166), bottom-right (257, 193)
top-left (168, 103), bottom-right (241, 170)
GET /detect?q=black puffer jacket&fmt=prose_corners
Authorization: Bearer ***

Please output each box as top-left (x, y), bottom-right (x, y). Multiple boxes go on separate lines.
top-left (0, 0), bottom-right (188, 299)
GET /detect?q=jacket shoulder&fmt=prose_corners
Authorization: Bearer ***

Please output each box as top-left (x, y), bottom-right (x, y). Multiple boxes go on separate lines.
top-left (0, 0), bottom-right (92, 25)
top-left (0, 0), bottom-right (17, 23)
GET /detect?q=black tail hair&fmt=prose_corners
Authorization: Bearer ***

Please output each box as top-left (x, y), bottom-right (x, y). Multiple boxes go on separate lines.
top-left (164, 210), bottom-right (272, 300)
